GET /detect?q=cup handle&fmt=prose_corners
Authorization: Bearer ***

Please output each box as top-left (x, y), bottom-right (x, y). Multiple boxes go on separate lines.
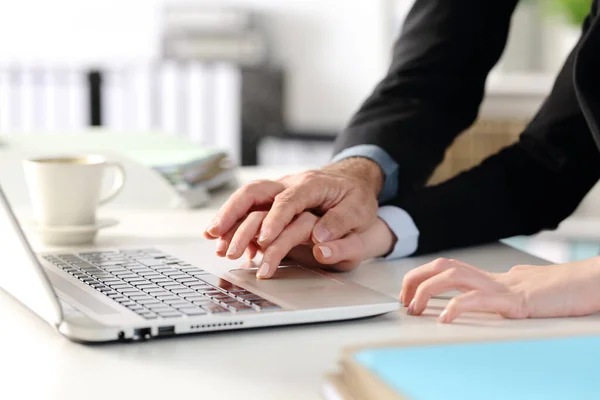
top-left (99, 162), bottom-right (126, 205)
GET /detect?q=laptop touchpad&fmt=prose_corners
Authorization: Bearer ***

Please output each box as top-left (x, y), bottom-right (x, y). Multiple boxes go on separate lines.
top-left (229, 266), bottom-right (343, 289)
top-left (225, 266), bottom-right (350, 309)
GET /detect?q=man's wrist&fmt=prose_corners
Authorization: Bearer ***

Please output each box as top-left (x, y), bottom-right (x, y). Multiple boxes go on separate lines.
top-left (330, 145), bottom-right (398, 203)
top-left (323, 157), bottom-right (384, 198)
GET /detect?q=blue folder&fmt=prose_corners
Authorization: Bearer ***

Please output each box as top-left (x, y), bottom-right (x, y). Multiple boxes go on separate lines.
top-left (353, 335), bottom-right (600, 400)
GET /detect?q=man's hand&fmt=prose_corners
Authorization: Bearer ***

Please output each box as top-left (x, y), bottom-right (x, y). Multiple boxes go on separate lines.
top-left (204, 157), bottom-right (384, 249)
top-left (401, 257), bottom-right (600, 323)
top-left (214, 210), bottom-right (397, 278)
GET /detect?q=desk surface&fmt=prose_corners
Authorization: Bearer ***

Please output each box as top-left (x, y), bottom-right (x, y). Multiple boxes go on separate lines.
top-left (3, 206), bottom-right (600, 400)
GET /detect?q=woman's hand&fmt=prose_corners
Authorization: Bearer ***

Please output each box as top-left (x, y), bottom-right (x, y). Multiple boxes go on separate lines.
top-left (401, 257), bottom-right (600, 323)
top-left (213, 210), bottom-right (397, 279)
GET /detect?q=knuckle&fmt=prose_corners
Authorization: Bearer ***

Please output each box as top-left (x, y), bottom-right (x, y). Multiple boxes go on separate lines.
top-left (431, 258), bottom-right (450, 273)
top-left (298, 170), bottom-right (320, 185)
top-left (273, 191), bottom-right (296, 206)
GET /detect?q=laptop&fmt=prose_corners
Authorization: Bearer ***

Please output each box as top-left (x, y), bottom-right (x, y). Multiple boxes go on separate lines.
top-left (0, 185), bottom-right (399, 343)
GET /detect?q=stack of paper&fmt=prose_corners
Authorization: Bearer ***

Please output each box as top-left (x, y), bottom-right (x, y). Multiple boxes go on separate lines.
top-left (324, 334), bottom-right (600, 399)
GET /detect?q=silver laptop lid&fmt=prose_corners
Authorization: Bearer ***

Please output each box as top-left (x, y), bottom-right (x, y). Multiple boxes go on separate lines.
top-left (0, 185), bottom-right (63, 326)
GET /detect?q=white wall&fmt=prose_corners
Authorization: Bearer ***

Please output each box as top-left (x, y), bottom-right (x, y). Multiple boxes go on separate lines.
top-left (0, 0), bottom-right (404, 131)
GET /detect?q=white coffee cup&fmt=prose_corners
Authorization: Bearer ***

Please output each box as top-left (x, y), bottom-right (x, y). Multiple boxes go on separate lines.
top-left (23, 155), bottom-right (126, 227)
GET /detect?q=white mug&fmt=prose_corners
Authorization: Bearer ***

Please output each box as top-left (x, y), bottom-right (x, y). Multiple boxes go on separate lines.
top-left (23, 155), bottom-right (126, 227)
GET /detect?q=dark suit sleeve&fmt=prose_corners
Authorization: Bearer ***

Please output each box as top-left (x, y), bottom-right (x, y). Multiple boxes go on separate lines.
top-left (386, 19), bottom-right (600, 255)
top-left (333, 0), bottom-right (519, 196)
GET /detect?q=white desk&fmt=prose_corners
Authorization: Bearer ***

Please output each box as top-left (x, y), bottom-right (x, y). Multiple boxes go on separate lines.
top-left (4, 204), bottom-right (600, 400)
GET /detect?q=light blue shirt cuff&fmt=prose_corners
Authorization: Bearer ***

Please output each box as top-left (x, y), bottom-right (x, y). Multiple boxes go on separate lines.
top-left (331, 144), bottom-right (399, 203)
top-left (377, 205), bottom-right (419, 260)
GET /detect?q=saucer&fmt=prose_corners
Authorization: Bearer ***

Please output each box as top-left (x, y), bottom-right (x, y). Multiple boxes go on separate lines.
top-left (30, 218), bottom-right (119, 246)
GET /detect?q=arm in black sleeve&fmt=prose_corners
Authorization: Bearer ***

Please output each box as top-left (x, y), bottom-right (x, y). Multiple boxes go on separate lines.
top-left (334, 0), bottom-right (519, 196)
top-left (386, 17), bottom-right (600, 255)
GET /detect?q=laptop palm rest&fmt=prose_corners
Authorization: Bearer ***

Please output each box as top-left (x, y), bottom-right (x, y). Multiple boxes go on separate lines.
top-left (45, 270), bottom-right (120, 315)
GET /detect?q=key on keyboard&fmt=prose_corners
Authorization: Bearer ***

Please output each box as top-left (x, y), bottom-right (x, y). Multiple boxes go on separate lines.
top-left (42, 249), bottom-right (281, 320)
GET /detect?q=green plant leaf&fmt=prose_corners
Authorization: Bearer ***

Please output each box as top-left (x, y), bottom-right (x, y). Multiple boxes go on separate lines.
top-left (545, 0), bottom-right (593, 25)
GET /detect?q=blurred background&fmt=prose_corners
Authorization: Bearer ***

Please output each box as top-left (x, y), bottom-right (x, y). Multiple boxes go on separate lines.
top-left (0, 0), bottom-right (594, 208)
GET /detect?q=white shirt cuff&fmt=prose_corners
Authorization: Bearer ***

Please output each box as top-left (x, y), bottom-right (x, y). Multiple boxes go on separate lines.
top-left (377, 205), bottom-right (419, 259)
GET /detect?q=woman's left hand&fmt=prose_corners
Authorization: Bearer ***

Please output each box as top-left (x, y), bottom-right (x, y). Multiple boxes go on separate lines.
top-left (401, 257), bottom-right (600, 323)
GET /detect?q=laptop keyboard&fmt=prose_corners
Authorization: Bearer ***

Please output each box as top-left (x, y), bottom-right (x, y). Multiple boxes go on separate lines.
top-left (41, 248), bottom-right (281, 320)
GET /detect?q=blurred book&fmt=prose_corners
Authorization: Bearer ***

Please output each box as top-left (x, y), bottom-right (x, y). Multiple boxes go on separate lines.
top-left (324, 334), bottom-right (600, 400)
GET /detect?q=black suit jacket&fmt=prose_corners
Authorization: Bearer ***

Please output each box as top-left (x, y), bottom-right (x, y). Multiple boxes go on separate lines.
top-left (334, 0), bottom-right (600, 255)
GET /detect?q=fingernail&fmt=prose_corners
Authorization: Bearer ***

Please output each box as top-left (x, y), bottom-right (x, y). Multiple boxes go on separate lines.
top-left (258, 229), bottom-right (269, 243)
top-left (226, 242), bottom-right (238, 257)
top-left (398, 291), bottom-right (403, 304)
top-left (257, 263), bottom-right (270, 278)
top-left (216, 239), bottom-right (227, 253)
top-left (438, 310), bottom-right (449, 323)
top-left (407, 299), bottom-right (415, 315)
top-left (314, 225), bottom-right (331, 243)
top-left (319, 245), bottom-right (332, 259)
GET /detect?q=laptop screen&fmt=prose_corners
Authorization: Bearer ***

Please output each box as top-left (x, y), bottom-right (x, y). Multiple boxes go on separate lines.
top-left (0, 185), bottom-right (62, 326)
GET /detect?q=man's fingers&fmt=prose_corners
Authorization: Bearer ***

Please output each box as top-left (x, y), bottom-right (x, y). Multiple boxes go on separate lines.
top-left (407, 267), bottom-right (500, 316)
top-left (312, 233), bottom-right (365, 271)
top-left (439, 290), bottom-right (526, 323)
top-left (257, 182), bottom-right (330, 247)
top-left (400, 258), bottom-right (484, 306)
top-left (257, 212), bottom-right (318, 279)
top-left (312, 197), bottom-right (376, 244)
top-left (226, 211), bottom-right (267, 260)
top-left (204, 180), bottom-right (285, 238)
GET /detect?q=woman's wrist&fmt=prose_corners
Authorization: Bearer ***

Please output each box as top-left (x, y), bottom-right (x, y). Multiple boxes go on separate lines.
top-left (360, 217), bottom-right (398, 259)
